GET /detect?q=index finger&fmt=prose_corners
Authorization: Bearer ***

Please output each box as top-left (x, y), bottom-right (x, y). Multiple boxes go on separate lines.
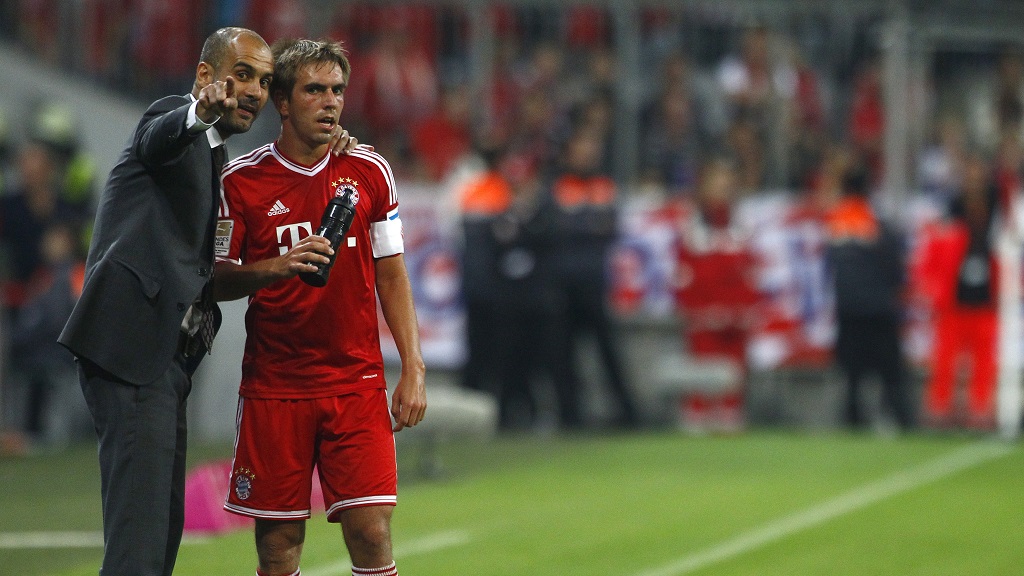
top-left (224, 75), bottom-right (236, 97)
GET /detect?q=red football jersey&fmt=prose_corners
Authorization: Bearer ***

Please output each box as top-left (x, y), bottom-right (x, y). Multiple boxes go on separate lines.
top-left (217, 143), bottom-right (403, 399)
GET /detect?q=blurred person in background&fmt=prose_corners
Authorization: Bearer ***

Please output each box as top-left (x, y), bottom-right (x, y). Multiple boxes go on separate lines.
top-left (639, 81), bottom-right (702, 197)
top-left (240, 0), bottom-right (307, 45)
top-left (968, 47), bottom-right (1024, 153)
top-left (410, 83), bottom-right (473, 182)
top-left (548, 127), bottom-right (639, 430)
top-left (672, 156), bottom-right (759, 432)
top-left (716, 22), bottom-right (799, 189)
top-left (780, 39), bottom-right (827, 191)
top-left (489, 154), bottom-right (557, 431)
top-left (57, 27), bottom-right (279, 576)
top-left (825, 163), bottom-right (914, 432)
top-left (128, 0), bottom-right (208, 98)
top-left (28, 102), bottom-right (98, 237)
top-left (1, 140), bottom-right (90, 317)
top-left (917, 151), bottom-right (1000, 430)
top-left (724, 115), bottom-right (766, 195)
top-left (848, 54), bottom-right (885, 185)
top-left (455, 140), bottom-right (513, 398)
top-left (918, 114), bottom-right (969, 205)
top-left (342, 7), bottom-right (439, 166)
top-left (6, 223), bottom-right (89, 450)
top-left (214, 38), bottom-right (425, 576)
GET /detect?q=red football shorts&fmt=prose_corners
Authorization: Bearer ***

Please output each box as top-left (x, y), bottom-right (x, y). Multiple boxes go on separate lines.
top-left (223, 388), bottom-right (397, 522)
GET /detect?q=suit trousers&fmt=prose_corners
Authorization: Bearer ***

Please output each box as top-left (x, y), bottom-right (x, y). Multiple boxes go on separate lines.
top-left (78, 352), bottom-right (192, 576)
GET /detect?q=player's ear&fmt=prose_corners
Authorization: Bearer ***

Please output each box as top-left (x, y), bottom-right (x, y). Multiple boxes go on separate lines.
top-left (273, 91), bottom-right (289, 118)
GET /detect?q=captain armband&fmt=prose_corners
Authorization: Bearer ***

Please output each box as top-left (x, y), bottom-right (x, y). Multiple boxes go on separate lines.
top-left (370, 217), bottom-right (404, 258)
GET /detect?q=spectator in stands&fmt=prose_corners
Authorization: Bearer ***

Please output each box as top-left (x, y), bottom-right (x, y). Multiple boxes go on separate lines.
top-left (16, 0), bottom-right (60, 64)
top-left (825, 163), bottom-right (914, 431)
top-left (918, 114), bottom-right (968, 205)
top-left (547, 127), bottom-right (640, 429)
top-left (640, 81), bottom-right (702, 197)
top-left (725, 115), bottom-right (766, 195)
top-left (716, 23), bottom-right (777, 129)
top-left (917, 151), bottom-right (1000, 430)
top-left (128, 0), bottom-right (207, 97)
top-left (968, 47), bottom-right (1024, 153)
top-left (241, 0), bottom-right (307, 45)
top-left (848, 54), bottom-right (885, 185)
top-left (800, 143), bottom-right (852, 218)
top-left (343, 10), bottom-right (439, 163)
top-left (563, 45), bottom-right (617, 112)
top-left (673, 156), bottom-right (759, 432)
top-left (716, 22), bottom-right (797, 188)
top-left (504, 88), bottom-right (561, 182)
top-left (410, 83), bottom-right (473, 182)
top-left (568, 92), bottom-right (615, 172)
top-left (81, 0), bottom-right (132, 85)
top-left (780, 39), bottom-right (827, 190)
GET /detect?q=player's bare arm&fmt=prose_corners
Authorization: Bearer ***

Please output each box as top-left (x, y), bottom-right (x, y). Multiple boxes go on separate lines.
top-left (375, 254), bottom-right (427, 431)
top-left (213, 235), bottom-right (333, 301)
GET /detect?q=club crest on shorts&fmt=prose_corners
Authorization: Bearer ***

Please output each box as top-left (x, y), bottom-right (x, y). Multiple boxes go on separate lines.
top-left (332, 176), bottom-right (360, 205)
top-left (233, 467), bottom-right (255, 500)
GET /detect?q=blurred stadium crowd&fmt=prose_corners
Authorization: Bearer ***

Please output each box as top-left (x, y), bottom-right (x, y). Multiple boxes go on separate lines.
top-left (3, 1), bottom-right (1024, 449)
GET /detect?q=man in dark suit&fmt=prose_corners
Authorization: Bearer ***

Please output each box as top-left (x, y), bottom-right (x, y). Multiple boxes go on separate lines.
top-left (57, 27), bottom-right (274, 576)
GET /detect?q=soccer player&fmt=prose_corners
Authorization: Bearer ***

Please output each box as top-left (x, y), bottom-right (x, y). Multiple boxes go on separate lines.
top-left (213, 38), bottom-right (426, 576)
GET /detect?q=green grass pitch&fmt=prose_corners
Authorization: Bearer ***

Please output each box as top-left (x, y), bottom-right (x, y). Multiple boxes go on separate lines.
top-left (2, 431), bottom-right (1021, 575)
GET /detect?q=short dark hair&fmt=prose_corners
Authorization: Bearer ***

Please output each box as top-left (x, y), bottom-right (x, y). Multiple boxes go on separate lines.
top-left (270, 38), bottom-right (351, 101)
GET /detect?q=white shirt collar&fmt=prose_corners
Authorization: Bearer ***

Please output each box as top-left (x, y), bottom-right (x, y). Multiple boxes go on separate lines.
top-left (187, 93), bottom-right (226, 149)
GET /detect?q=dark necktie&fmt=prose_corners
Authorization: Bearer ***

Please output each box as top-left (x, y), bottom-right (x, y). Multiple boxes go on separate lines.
top-left (198, 145), bottom-right (226, 354)
top-left (212, 144), bottom-right (226, 177)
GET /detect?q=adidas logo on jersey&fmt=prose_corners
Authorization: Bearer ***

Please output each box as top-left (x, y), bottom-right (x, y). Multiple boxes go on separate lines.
top-left (267, 200), bottom-right (290, 216)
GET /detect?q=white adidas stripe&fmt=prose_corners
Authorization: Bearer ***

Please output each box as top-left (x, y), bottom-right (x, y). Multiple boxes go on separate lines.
top-left (349, 149), bottom-right (397, 205)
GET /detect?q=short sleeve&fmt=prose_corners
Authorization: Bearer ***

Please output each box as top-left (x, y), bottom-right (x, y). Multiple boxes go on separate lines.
top-left (216, 177), bottom-right (246, 265)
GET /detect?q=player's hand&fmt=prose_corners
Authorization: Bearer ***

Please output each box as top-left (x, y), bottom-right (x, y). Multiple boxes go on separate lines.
top-left (278, 235), bottom-right (333, 278)
top-left (391, 369), bottom-right (426, 432)
top-left (196, 76), bottom-right (238, 124)
top-left (329, 126), bottom-right (374, 156)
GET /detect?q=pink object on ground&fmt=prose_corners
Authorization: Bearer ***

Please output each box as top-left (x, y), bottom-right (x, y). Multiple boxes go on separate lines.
top-left (184, 459), bottom-right (327, 534)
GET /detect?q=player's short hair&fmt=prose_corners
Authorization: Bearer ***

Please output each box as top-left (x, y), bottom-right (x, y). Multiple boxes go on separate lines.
top-left (271, 38), bottom-right (351, 101)
top-left (200, 27), bottom-right (265, 71)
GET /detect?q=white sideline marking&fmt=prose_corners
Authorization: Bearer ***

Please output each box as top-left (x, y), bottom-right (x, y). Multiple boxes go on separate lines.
top-left (304, 529), bottom-right (471, 576)
top-left (0, 531), bottom-right (208, 549)
top-left (633, 441), bottom-right (1013, 576)
top-left (0, 531), bottom-right (103, 549)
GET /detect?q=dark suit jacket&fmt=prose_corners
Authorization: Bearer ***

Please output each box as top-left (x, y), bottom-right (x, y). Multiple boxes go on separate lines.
top-left (59, 95), bottom-right (221, 385)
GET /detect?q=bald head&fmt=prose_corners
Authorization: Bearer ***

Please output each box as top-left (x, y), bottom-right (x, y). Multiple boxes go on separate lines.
top-left (192, 27), bottom-right (274, 137)
top-left (199, 27), bottom-right (268, 72)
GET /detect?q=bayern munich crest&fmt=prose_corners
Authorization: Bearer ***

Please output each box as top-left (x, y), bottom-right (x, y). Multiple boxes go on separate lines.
top-left (332, 176), bottom-right (360, 205)
top-left (233, 468), bottom-right (255, 500)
